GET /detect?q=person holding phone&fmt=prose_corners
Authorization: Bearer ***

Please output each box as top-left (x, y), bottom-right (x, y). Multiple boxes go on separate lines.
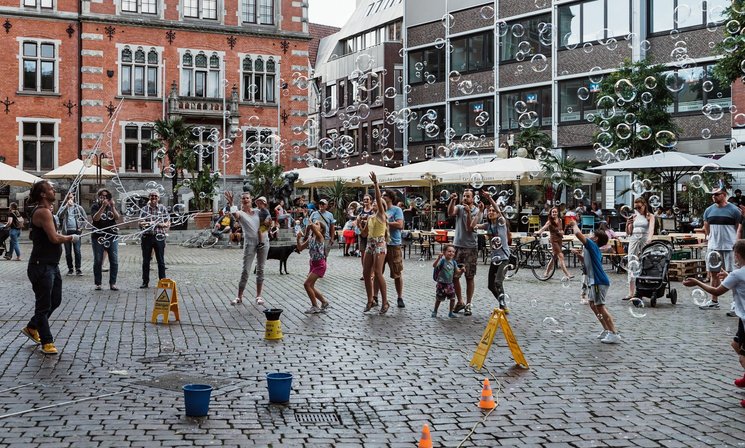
top-left (91, 188), bottom-right (120, 291)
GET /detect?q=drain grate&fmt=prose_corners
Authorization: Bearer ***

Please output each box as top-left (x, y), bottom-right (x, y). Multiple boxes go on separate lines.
top-left (294, 412), bottom-right (341, 425)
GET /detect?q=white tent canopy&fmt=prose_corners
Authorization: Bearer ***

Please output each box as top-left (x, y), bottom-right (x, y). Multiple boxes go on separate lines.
top-left (299, 163), bottom-right (395, 188)
top-left (713, 148), bottom-right (745, 167)
top-left (0, 162), bottom-right (43, 187)
top-left (285, 166), bottom-right (334, 187)
top-left (438, 157), bottom-right (601, 185)
top-left (591, 151), bottom-right (741, 171)
top-left (377, 160), bottom-right (462, 187)
top-left (43, 159), bottom-right (116, 180)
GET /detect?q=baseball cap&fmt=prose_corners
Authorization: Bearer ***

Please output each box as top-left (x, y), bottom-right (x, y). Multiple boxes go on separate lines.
top-left (319, 199), bottom-right (329, 205)
top-left (256, 196), bottom-right (267, 203)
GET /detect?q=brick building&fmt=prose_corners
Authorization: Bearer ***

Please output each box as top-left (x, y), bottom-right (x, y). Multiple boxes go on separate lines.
top-left (404, 0), bottom-right (733, 207)
top-left (0, 0), bottom-right (310, 208)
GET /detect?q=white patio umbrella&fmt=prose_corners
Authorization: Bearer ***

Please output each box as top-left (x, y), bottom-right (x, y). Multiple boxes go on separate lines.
top-left (377, 160), bottom-right (462, 187)
top-left (438, 157), bottom-right (601, 185)
top-left (716, 148), bottom-right (745, 166)
top-left (299, 163), bottom-right (395, 188)
top-left (43, 158), bottom-right (116, 180)
top-left (285, 166), bottom-right (334, 187)
top-left (0, 162), bottom-right (43, 187)
top-left (592, 151), bottom-right (743, 203)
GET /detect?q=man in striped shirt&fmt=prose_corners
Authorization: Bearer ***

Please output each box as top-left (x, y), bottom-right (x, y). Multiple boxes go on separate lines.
top-left (701, 187), bottom-right (742, 310)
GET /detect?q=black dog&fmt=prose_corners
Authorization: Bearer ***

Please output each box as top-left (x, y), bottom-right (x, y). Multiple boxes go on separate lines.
top-left (254, 244), bottom-right (298, 275)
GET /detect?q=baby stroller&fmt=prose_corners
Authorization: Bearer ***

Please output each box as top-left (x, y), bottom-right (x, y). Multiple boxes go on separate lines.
top-left (0, 224), bottom-right (8, 257)
top-left (633, 240), bottom-right (677, 307)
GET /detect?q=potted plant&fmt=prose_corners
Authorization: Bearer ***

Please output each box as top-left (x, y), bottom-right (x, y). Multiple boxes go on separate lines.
top-left (185, 167), bottom-right (221, 228)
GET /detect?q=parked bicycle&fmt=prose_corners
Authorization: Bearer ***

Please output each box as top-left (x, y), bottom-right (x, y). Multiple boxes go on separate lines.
top-left (180, 228), bottom-right (220, 249)
top-left (504, 234), bottom-right (556, 281)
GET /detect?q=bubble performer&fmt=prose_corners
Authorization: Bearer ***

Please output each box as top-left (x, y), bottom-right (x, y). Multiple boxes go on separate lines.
top-left (91, 188), bottom-right (120, 291)
top-left (225, 190), bottom-right (269, 306)
top-left (478, 191), bottom-right (512, 314)
top-left (138, 191), bottom-right (170, 289)
top-left (21, 180), bottom-right (80, 355)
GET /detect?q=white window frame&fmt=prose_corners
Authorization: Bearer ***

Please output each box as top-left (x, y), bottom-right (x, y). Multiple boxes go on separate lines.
top-left (182, 0), bottom-right (221, 21)
top-left (238, 53), bottom-right (278, 104)
top-left (116, 44), bottom-right (163, 98)
top-left (17, 38), bottom-right (61, 94)
top-left (119, 0), bottom-right (159, 15)
top-left (121, 122), bottom-right (156, 174)
top-left (22, 0), bottom-right (53, 10)
top-left (242, 127), bottom-right (278, 174)
top-left (17, 118), bottom-right (59, 172)
top-left (178, 49), bottom-right (225, 98)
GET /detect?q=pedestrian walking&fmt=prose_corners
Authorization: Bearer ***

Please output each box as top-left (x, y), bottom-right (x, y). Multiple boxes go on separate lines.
top-left (21, 180), bottom-right (79, 355)
top-left (625, 197), bottom-right (655, 300)
top-left (296, 220), bottom-right (330, 314)
top-left (448, 189), bottom-right (483, 316)
top-left (5, 202), bottom-right (23, 261)
top-left (479, 191), bottom-right (511, 314)
top-left (91, 188), bottom-right (120, 291)
top-left (571, 221), bottom-right (620, 344)
top-left (59, 193), bottom-right (86, 275)
top-left (699, 187), bottom-right (741, 311)
top-left (226, 191), bottom-right (269, 306)
top-left (138, 191), bottom-right (169, 288)
top-left (431, 244), bottom-right (462, 318)
top-left (364, 172), bottom-right (389, 314)
top-left (683, 239), bottom-right (745, 407)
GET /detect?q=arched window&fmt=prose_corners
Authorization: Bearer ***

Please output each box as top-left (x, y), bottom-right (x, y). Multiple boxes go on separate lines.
top-left (241, 54), bottom-right (276, 103)
top-left (180, 50), bottom-right (222, 98)
top-left (121, 46), bottom-right (159, 97)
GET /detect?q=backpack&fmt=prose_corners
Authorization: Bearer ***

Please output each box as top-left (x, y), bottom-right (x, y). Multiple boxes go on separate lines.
top-left (12, 212), bottom-right (23, 229)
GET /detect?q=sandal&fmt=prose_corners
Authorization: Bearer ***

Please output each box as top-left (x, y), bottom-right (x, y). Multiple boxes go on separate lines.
top-left (379, 302), bottom-right (390, 315)
top-left (622, 296), bottom-right (633, 301)
top-left (320, 300), bottom-right (330, 310)
top-left (364, 301), bottom-right (374, 312)
top-left (230, 297), bottom-right (243, 306)
top-left (110, 285), bottom-right (119, 291)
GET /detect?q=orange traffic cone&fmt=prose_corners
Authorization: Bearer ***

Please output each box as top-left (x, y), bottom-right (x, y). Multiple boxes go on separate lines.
top-left (478, 378), bottom-right (496, 410)
top-left (418, 423), bottom-right (433, 448)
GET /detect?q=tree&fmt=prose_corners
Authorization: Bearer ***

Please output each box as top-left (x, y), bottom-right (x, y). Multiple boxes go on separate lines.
top-left (712, 0), bottom-right (745, 84)
top-left (245, 162), bottom-right (285, 199)
top-left (150, 118), bottom-right (196, 206)
top-left (319, 179), bottom-right (354, 223)
top-left (540, 153), bottom-right (582, 203)
top-left (591, 59), bottom-right (678, 159)
top-left (513, 128), bottom-right (552, 159)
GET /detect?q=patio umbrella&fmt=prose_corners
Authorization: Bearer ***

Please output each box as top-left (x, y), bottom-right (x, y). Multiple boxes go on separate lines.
top-left (0, 162), bottom-right (43, 187)
top-left (43, 159), bottom-right (116, 180)
top-left (299, 163), bottom-right (395, 188)
top-left (286, 166), bottom-right (334, 187)
top-left (438, 157), bottom-right (601, 185)
top-left (591, 152), bottom-right (742, 204)
top-left (716, 148), bottom-right (745, 166)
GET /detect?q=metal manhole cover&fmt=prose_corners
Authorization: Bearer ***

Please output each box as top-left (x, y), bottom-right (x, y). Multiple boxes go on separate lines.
top-left (133, 372), bottom-right (233, 392)
top-left (294, 412), bottom-right (341, 425)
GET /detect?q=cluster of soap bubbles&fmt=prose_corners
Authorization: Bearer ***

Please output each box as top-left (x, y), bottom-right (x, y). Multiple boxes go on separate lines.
top-left (688, 162), bottom-right (723, 193)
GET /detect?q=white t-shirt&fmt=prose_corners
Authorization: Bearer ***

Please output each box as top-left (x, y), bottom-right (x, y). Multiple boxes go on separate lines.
top-left (236, 209), bottom-right (265, 243)
top-left (722, 267), bottom-right (745, 320)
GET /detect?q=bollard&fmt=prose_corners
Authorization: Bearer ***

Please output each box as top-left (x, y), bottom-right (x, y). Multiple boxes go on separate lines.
top-left (263, 308), bottom-right (283, 340)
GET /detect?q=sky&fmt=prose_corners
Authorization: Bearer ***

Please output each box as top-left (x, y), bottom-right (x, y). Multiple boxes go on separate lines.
top-left (308, 0), bottom-right (357, 28)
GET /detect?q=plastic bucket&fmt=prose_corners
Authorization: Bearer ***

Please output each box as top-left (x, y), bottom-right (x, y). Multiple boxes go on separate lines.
top-left (266, 372), bottom-right (293, 403)
top-left (183, 384), bottom-right (213, 417)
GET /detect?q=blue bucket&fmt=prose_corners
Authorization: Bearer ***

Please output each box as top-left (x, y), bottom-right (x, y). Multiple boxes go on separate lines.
top-left (183, 384), bottom-right (213, 417)
top-left (266, 372), bottom-right (293, 403)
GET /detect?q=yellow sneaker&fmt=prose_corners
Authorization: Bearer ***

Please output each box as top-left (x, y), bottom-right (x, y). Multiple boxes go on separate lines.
top-left (21, 327), bottom-right (41, 344)
top-left (41, 343), bottom-right (58, 355)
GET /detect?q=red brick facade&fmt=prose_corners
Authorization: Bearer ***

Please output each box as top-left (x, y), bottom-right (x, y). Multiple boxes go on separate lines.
top-left (0, 0), bottom-right (310, 181)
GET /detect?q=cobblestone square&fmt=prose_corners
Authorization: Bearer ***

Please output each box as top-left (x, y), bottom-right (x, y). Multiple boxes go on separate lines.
top-left (1, 243), bottom-right (745, 447)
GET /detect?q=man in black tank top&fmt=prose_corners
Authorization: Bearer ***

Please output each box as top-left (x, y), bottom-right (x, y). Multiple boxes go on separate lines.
top-left (22, 180), bottom-right (79, 355)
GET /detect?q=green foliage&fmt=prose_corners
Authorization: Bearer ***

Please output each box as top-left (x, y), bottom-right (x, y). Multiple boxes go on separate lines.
top-left (592, 59), bottom-right (678, 159)
top-left (513, 128), bottom-right (552, 158)
top-left (319, 179), bottom-right (354, 223)
top-left (186, 168), bottom-right (221, 211)
top-left (539, 153), bottom-right (582, 201)
top-left (712, 0), bottom-right (745, 84)
top-left (150, 118), bottom-right (197, 206)
top-left (246, 162), bottom-right (285, 199)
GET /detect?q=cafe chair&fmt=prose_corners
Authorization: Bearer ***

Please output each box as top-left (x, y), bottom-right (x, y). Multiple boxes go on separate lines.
top-left (580, 215), bottom-right (596, 233)
top-left (527, 215), bottom-right (540, 233)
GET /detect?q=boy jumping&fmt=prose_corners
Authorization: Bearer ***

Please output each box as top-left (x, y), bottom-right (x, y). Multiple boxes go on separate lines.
top-left (572, 222), bottom-right (620, 344)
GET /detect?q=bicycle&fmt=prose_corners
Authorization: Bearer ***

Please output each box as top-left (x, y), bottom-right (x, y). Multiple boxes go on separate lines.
top-left (504, 235), bottom-right (556, 281)
top-left (180, 228), bottom-right (220, 248)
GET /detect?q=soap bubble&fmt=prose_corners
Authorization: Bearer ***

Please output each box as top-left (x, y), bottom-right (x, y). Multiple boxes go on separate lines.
top-left (706, 250), bottom-right (723, 270)
top-left (655, 130), bottom-right (678, 149)
top-left (470, 173), bottom-right (484, 189)
top-left (521, 215), bottom-right (529, 225)
top-left (382, 148), bottom-right (394, 161)
top-left (542, 317), bottom-right (562, 333)
top-left (503, 206), bottom-right (516, 220)
top-left (561, 276), bottom-right (571, 288)
top-left (627, 259), bottom-right (641, 277)
top-left (648, 195), bottom-right (661, 209)
top-left (628, 301), bottom-right (647, 318)
top-left (689, 174), bottom-right (704, 189)
top-left (439, 189), bottom-right (450, 201)
top-left (692, 288), bottom-right (707, 306)
top-left (490, 237), bottom-right (502, 250)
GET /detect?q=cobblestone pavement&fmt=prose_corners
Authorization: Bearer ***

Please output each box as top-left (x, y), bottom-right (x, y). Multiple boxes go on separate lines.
top-left (1, 242), bottom-right (745, 447)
